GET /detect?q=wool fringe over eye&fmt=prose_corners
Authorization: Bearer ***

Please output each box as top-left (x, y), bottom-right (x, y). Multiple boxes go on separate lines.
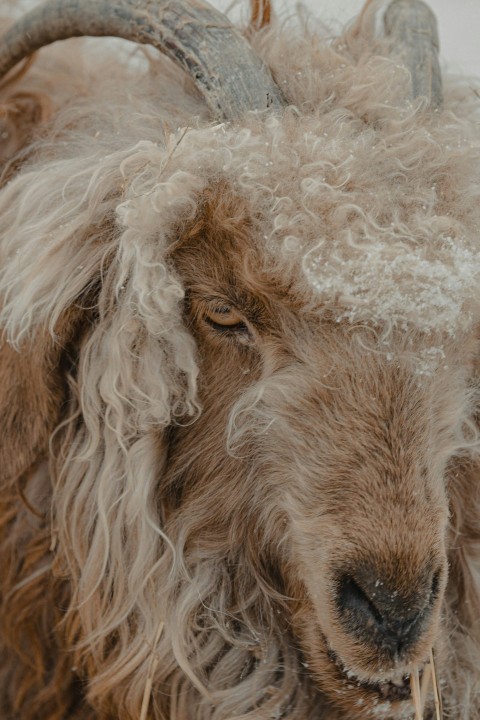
top-left (0, 1), bottom-right (480, 719)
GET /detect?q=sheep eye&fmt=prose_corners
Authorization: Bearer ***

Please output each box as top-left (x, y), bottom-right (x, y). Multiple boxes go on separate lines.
top-left (204, 306), bottom-right (249, 334)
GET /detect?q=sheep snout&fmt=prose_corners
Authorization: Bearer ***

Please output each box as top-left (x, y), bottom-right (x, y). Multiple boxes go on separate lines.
top-left (335, 565), bottom-right (443, 658)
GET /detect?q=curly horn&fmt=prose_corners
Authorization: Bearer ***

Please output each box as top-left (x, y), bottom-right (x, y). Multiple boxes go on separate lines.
top-left (0, 0), bottom-right (286, 120)
top-left (360, 0), bottom-right (442, 109)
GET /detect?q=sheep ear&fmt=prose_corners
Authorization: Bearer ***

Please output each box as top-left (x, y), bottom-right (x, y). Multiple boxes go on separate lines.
top-left (0, 89), bottom-right (52, 168)
top-left (0, 306), bottom-right (86, 484)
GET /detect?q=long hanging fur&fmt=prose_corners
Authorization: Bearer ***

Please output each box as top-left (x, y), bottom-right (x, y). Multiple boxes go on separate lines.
top-left (1, 2), bottom-right (480, 719)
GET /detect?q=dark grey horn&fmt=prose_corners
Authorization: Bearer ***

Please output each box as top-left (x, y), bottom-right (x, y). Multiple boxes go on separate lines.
top-left (365, 0), bottom-right (443, 109)
top-left (0, 0), bottom-right (286, 120)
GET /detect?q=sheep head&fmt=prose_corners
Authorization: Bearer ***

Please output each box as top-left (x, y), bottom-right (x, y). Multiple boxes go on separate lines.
top-left (156, 130), bottom-right (479, 716)
top-left (1, 1), bottom-right (479, 720)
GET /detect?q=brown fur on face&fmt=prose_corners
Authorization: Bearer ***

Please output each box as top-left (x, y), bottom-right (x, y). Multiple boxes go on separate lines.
top-left (159, 189), bottom-right (478, 718)
top-left (1, 4), bottom-right (480, 718)
top-left (1, 184), bottom-right (480, 720)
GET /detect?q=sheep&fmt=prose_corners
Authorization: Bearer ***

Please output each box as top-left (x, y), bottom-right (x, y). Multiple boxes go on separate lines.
top-left (0, 0), bottom-right (479, 718)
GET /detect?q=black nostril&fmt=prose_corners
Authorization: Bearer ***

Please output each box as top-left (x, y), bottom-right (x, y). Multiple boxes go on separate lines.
top-left (338, 575), bottom-right (384, 627)
top-left (336, 568), bottom-right (439, 656)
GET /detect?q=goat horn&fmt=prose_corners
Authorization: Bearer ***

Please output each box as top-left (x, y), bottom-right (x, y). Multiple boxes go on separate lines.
top-left (0, 0), bottom-right (286, 120)
top-left (362, 0), bottom-right (442, 109)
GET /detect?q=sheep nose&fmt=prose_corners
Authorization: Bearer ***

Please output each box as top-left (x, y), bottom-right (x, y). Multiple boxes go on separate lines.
top-left (336, 567), bottom-right (441, 656)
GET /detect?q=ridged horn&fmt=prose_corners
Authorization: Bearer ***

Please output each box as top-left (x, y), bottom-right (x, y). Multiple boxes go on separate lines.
top-left (361, 0), bottom-right (443, 109)
top-left (0, 0), bottom-right (286, 120)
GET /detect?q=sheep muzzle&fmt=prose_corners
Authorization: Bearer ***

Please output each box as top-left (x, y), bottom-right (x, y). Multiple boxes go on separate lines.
top-left (266, 353), bottom-right (452, 716)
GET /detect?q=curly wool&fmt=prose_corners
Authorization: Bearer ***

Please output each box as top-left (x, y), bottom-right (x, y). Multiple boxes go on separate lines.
top-left (2, 34), bottom-right (480, 352)
top-left (1, 2), bottom-right (480, 719)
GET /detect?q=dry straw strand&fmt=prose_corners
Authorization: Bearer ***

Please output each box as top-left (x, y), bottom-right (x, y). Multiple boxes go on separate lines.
top-left (430, 648), bottom-right (443, 720)
top-left (420, 660), bottom-right (432, 711)
top-left (410, 667), bottom-right (423, 720)
top-left (139, 620), bottom-right (165, 720)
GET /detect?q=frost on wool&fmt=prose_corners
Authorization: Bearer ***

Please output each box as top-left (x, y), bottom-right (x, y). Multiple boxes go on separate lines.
top-left (1, 4), bottom-right (480, 369)
top-left (117, 102), bottom-right (480, 367)
top-left (1, 3), bottom-right (480, 719)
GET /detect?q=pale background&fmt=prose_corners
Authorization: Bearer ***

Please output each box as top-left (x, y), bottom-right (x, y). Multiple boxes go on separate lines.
top-left (210, 0), bottom-right (480, 78)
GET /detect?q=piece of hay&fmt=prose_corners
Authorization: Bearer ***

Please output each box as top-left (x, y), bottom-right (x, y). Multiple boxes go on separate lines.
top-left (430, 648), bottom-right (443, 720)
top-left (410, 648), bottom-right (443, 720)
top-left (410, 667), bottom-right (423, 720)
top-left (139, 620), bottom-right (165, 720)
top-left (420, 662), bottom-right (432, 711)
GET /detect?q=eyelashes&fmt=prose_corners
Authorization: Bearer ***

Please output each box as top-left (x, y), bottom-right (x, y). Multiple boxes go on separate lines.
top-left (204, 305), bottom-right (252, 340)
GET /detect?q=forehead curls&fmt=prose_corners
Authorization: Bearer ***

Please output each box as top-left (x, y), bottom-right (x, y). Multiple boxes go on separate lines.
top-left (116, 100), bottom-right (480, 351)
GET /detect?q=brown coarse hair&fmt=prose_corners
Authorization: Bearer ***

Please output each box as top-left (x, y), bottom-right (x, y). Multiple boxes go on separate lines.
top-left (1, 1), bottom-right (480, 718)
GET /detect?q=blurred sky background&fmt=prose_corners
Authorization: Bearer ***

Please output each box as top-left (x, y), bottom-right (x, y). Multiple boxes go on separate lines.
top-left (210, 0), bottom-right (480, 78)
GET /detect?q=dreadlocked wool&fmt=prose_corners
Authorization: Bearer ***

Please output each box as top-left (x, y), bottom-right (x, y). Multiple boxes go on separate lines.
top-left (1, 2), bottom-right (480, 719)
